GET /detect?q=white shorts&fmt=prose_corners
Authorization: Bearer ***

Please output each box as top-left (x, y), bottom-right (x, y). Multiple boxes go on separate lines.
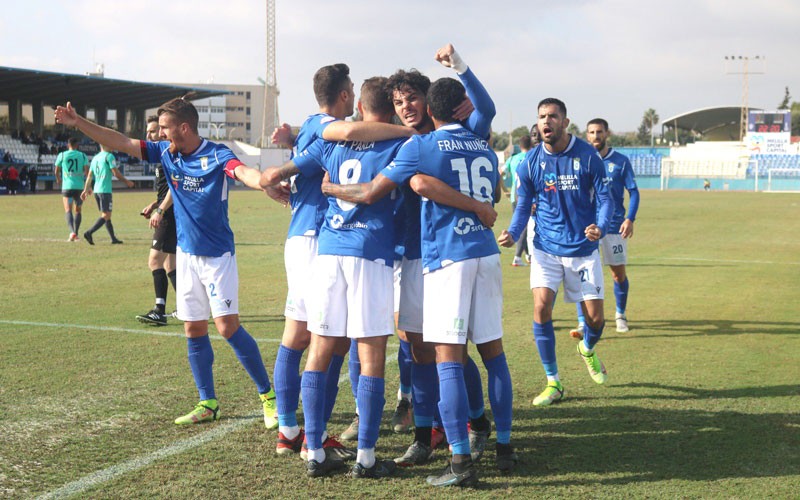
top-left (307, 255), bottom-right (395, 339)
top-left (526, 217), bottom-right (536, 254)
top-left (176, 248), bottom-right (239, 321)
top-left (530, 248), bottom-right (604, 303)
top-left (422, 254), bottom-right (503, 345)
top-left (397, 257), bottom-right (423, 334)
top-left (600, 233), bottom-right (628, 266)
top-left (393, 260), bottom-right (402, 313)
top-left (283, 235), bottom-right (318, 321)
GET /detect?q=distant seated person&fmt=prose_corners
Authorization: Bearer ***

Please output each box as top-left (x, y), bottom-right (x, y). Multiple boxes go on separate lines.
top-left (703, 178), bottom-right (711, 191)
top-left (2, 151), bottom-right (11, 163)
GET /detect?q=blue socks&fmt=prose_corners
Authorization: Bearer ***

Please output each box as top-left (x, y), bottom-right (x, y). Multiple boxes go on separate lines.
top-left (398, 339), bottom-right (412, 396)
top-left (437, 362), bottom-right (469, 456)
top-left (583, 322), bottom-right (604, 351)
top-left (411, 361), bottom-right (437, 428)
top-left (357, 375), bottom-right (385, 450)
top-left (324, 354), bottom-right (344, 423)
top-left (464, 356), bottom-right (485, 419)
top-left (348, 340), bottom-right (360, 401)
top-left (614, 278), bottom-right (629, 314)
top-left (226, 326), bottom-right (270, 394)
top-left (484, 353), bottom-right (512, 445)
top-left (274, 345), bottom-right (302, 427)
top-left (576, 303), bottom-right (586, 325)
top-left (301, 370), bottom-right (326, 450)
top-left (187, 335), bottom-right (215, 401)
top-left (533, 321), bottom-right (558, 377)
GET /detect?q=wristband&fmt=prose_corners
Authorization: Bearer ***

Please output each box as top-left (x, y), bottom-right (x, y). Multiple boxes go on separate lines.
top-left (154, 207), bottom-right (164, 215)
top-left (449, 49), bottom-right (468, 74)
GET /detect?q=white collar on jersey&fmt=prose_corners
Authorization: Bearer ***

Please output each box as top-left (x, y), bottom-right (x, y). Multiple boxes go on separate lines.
top-left (439, 123), bottom-right (465, 131)
top-left (602, 148), bottom-right (615, 160)
top-left (177, 139), bottom-right (208, 159)
top-left (542, 134), bottom-right (577, 156)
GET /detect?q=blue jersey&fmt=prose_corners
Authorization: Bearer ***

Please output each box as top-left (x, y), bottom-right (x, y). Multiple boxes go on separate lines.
top-left (602, 148), bottom-right (638, 234)
top-left (398, 66), bottom-right (496, 262)
top-left (508, 135), bottom-right (612, 258)
top-left (383, 124), bottom-right (500, 273)
top-left (295, 137), bottom-right (405, 265)
top-left (142, 139), bottom-right (240, 257)
top-left (288, 113), bottom-right (335, 238)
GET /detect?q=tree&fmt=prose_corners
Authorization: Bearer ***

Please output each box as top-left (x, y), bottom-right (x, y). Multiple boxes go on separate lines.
top-left (491, 130), bottom-right (509, 151)
top-left (791, 101), bottom-right (800, 136)
top-left (567, 123), bottom-right (581, 136)
top-left (636, 108), bottom-right (659, 146)
top-left (778, 86), bottom-right (791, 110)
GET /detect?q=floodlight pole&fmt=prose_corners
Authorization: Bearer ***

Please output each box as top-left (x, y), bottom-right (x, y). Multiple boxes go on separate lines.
top-left (724, 55), bottom-right (765, 141)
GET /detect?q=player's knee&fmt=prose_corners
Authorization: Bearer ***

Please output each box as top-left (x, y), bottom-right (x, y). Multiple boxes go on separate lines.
top-left (611, 266), bottom-right (627, 283)
top-left (282, 326), bottom-right (311, 351)
top-left (477, 339), bottom-right (504, 361)
top-left (533, 302), bottom-right (553, 322)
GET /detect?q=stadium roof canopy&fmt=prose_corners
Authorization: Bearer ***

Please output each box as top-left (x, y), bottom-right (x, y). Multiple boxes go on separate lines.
top-left (0, 66), bottom-right (226, 110)
top-left (662, 105), bottom-right (762, 141)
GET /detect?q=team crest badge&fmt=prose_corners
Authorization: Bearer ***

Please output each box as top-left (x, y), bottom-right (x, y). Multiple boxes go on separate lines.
top-left (200, 157), bottom-right (209, 170)
top-left (572, 157), bottom-right (580, 171)
top-left (608, 163), bottom-right (616, 173)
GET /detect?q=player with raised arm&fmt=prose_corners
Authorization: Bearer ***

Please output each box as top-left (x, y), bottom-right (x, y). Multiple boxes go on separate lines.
top-left (55, 97), bottom-right (280, 428)
top-left (262, 63), bottom-right (415, 461)
top-left (137, 116), bottom-right (178, 326)
top-left (80, 144), bottom-right (134, 244)
top-left (570, 118), bottom-right (639, 338)
top-left (54, 137), bottom-right (89, 241)
top-left (498, 98), bottom-right (612, 407)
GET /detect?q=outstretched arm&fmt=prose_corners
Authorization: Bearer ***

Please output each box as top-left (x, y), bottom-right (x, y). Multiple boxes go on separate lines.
top-left (260, 160), bottom-right (300, 188)
top-left (322, 121), bottom-right (415, 142)
top-left (436, 44), bottom-right (495, 138)
top-left (321, 172), bottom-right (397, 205)
top-left (54, 102), bottom-right (143, 159)
top-left (233, 163), bottom-right (267, 191)
top-left (408, 174), bottom-right (497, 228)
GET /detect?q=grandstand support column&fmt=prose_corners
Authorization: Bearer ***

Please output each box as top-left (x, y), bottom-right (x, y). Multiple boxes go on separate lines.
top-left (130, 109), bottom-right (145, 138)
top-left (117, 108), bottom-right (128, 134)
top-left (8, 100), bottom-right (22, 132)
top-left (96, 106), bottom-right (108, 127)
top-left (32, 100), bottom-right (44, 136)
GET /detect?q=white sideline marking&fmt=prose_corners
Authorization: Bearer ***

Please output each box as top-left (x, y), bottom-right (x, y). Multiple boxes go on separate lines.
top-left (34, 335), bottom-right (394, 499)
top-left (0, 320), bottom-right (281, 343)
top-left (660, 256), bottom-right (800, 266)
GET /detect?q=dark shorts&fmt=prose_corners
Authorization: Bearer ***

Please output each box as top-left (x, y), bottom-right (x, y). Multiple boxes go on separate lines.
top-left (94, 193), bottom-right (113, 212)
top-left (62, 189), bottom-right (84, 205)
top-left (151, 212), bottom-right (177, 254)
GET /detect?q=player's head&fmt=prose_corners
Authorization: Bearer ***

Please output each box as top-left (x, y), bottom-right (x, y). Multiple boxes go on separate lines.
top-left (313, 63), bottom-right (355, 117)
top-left (358, 77), bottom-right (394, 122)
top-left (586, 118), bottom-right (609, 152)
top-left (157, 97), bottom-right (200, 153)
top-left (67, 137), bottom-right (79, 149)
top-left (537, 98), bottom-right (569, 146)
top-left (426, 77), bottom-right (465, 125)
top-left (518, 134), bottom-right (532, 152)
top-left (529, 123), bottom-right (541, 146)
top-left (387, 69), bottom-right (432, 131)
top-left (146, 115), bottom-right (159, 142)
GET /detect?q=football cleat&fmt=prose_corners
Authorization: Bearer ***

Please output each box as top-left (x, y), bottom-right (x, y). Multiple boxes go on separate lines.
top-left (426, 460), bottom-right (478, 487)
top-left (306, 457), bottom-right (346, 478)
top-left (174, 400), bottom-right (219, 425)
top-left (348, 459), bottom-right (397, 479)
top-left (511, 256), bottom-right (528, 267)
top-left (276, 428), bottom-right (304, 455)
top-left (136, 310), bottom-right (167, 326)
top-left (394, 441), bottom-right (434, 467)
top-left (431, 426), bottom-right (447, 449)
top-left (578, 342), bottom-right (608, 384)
top-left (569, 323), bottom-right (585, 340)
top-left (340, 414), bottom-right (359, 442)
top-left (495, 443), bottom-right (519, 472)
top-left (532, 381), bottom-right (564, 406)
top-left (260, 389), bottom-right (278, 429)
top-left (301, 435), bottom-right (356, 461)
top-left (83, 231), bottom-right (94, 245)
top-left (615, 313), bottom-right (630, 333)
top-left (468, 421), bottom-right (491, 463)
top-left (390, 399), bottom-right (413, 433)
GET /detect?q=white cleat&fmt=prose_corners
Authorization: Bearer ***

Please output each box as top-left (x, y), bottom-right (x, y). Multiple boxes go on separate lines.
top-left (615, 313), bottom-right (629, 333)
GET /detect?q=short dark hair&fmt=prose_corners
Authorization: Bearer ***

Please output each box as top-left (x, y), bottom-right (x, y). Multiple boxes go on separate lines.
top-left (68, 137), bottom-right (79, 148)
top-left (386, 69), bottom-right (431, 97)
top-left (586, 118), bottom-right (609, 131)
top-left (518, 134), bottom-right (532, 150)
top-left (360, 77), bottom-right (394, 116)
top-left (537, 97), bottom-right (567, 117)
top-left (427, 77), bottom-right (465, 123)
top-left (146, 115), bottom-right (159, 125)
top-left (313, 63), bottom-right (350, 107)
top-left (157, 97), bottom-right (199, 133)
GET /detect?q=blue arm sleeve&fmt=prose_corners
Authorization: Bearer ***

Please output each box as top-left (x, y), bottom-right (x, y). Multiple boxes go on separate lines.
top-left (459, 68), bottom-right (496, 139)
top-left (506, 156), bottom-right (534, 241)
top-left (626, 187), bottom-right (640, 221)
top-left (591, 155), bottom-right (612, 236)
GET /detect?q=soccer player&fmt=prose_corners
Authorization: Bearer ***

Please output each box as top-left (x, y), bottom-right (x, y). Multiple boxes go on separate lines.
top-left (80, 144), bottom-right (134, 245)
top-left (54, 137), bottom-right (89, 241)
top-left (570, 118), bottom-right (639, 338)
top-left (498, 98), bottom-right (612, 407)
top-left (55, 97), bottom-right (280, 428)
top-left (137, 116), bottom-right (178, 326)
top-left (262, 63), bottom-right (415, 461)
top-left (504, 134), bottom-right (533, 266)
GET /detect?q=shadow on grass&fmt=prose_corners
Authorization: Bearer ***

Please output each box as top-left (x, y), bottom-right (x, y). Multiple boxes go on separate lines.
top-left (614, 318), bottom-right (800, 338)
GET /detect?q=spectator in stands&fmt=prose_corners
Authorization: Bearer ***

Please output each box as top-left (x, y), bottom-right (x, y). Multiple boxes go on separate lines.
top-left (6, 164), bottom-right (19, 194)
top-left (19, 165), bottom-right (28, 192)
top-left (28, 165), bottom-right (38, 194)
top-left (0, 166), bottom-right (7, 189)
top-left (2, 151), bottom-right (11, 163)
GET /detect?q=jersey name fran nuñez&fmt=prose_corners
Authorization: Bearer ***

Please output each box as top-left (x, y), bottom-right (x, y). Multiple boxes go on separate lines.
top-left (294, 137), bottom-right (405, 265)
top-left (382, 123), bottom-right (500, 273)
top-left (141, 139), bottom-right (242, 257)
top-left (287, 113), bottom-right (336, 238)
top-left (508, 135), bottom-right (612, 258)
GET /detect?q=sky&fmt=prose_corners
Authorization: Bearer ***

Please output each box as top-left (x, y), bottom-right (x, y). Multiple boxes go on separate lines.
top-left (1, 0), bottom-right (798, 135)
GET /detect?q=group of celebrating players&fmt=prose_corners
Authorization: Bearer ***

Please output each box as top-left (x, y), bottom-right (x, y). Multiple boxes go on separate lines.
top-left (54, 42), bottom-right (639, 488)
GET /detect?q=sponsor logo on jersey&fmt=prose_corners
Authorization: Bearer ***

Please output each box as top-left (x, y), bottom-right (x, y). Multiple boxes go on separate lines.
top-left (544, 173), bottom-right (557, 192)
top-left (454, 217), bottom-right (475, 235)
top-left (329, 214), bottom-right (367, 230)
top-left (330, 214), bottom-right (344, 229)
